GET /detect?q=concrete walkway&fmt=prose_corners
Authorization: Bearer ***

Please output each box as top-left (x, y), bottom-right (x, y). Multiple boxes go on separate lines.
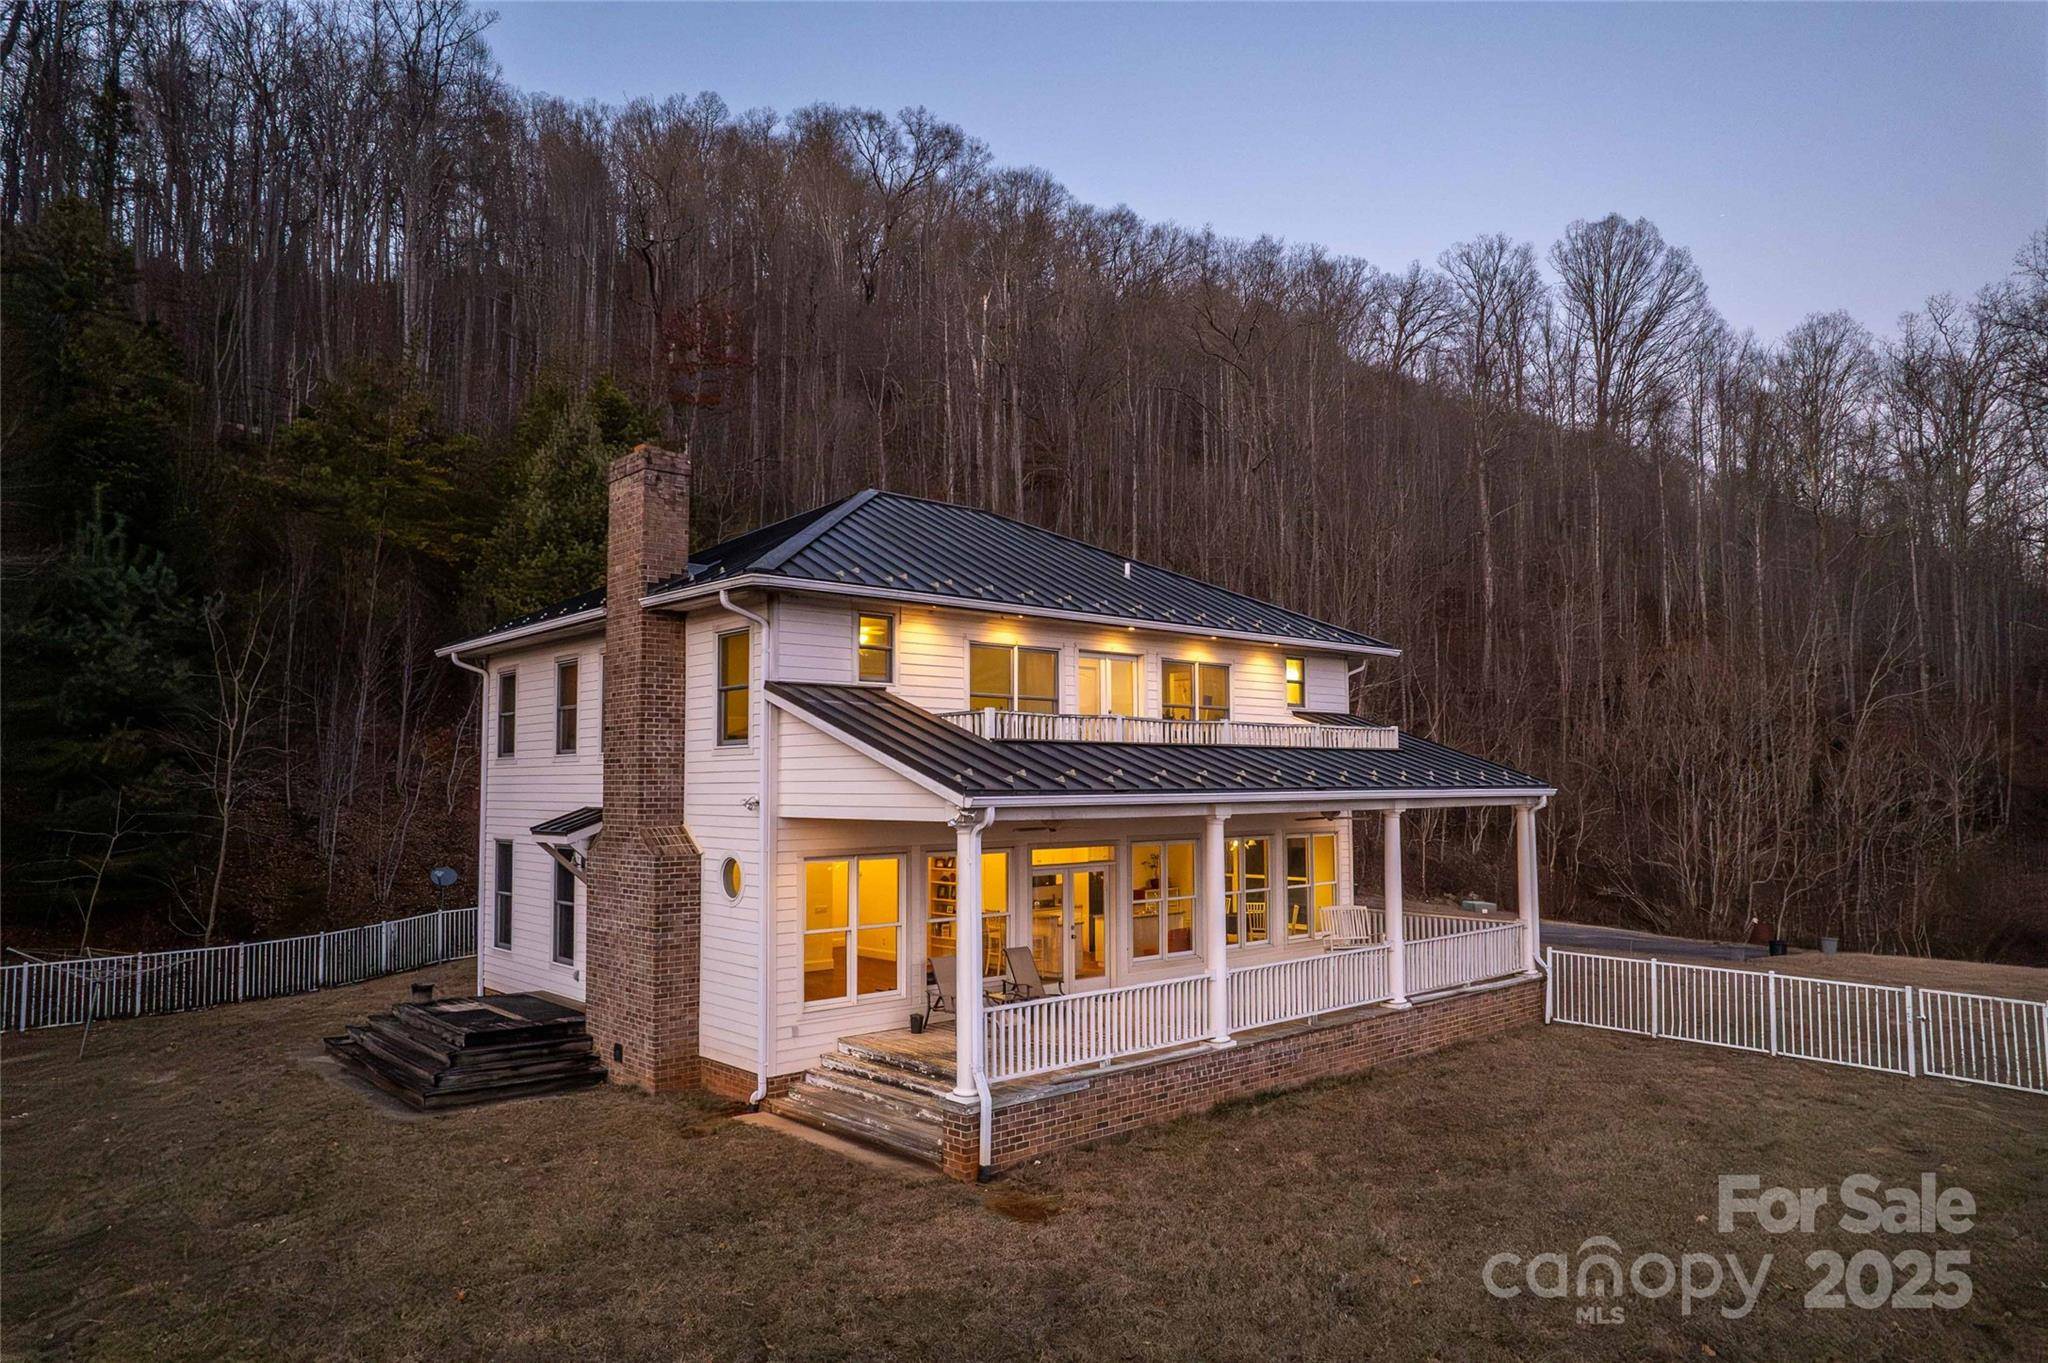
top-left (1539, 919), bottom-right (1768, 963)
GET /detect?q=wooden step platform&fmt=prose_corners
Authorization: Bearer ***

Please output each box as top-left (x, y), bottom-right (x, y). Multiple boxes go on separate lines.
top-left (764, 1041), bottom-right (965, 1168)
top-left (324, 993), bottom-right (605, 1111)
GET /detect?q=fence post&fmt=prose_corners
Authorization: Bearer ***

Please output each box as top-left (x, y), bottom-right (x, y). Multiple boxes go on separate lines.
top-left (1903, 987), bottom-right (1917, 1078)
top-left (317, 932), bottom-right (327, 989)
top-left (1766, 971), bottom-right (1779, 1057)
top-left (1648, 959), bottom-right (1661, 1039)
top-left (236, 946), bottom-right (246, 1002)
top-left (380, 923), bottom-right (390, 975)
top-left (1542, 946), bottom-right (1554, 1024)
top-left (134, 958), bottom-right (145, 1017)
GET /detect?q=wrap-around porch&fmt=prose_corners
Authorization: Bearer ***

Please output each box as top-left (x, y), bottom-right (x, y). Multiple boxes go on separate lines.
top-left (888, 802), bottom-right (1540, 1096)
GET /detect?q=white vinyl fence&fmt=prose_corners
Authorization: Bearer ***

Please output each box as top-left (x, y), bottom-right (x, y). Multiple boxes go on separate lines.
top-left (1546, 948), bottom-right (2047, 1096)
top-left (1, 908), bottom-right (478, 1033)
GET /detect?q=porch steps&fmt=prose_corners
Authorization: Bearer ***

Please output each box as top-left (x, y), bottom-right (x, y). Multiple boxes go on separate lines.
top-left (765, 1042), bottom-right (958, 1168)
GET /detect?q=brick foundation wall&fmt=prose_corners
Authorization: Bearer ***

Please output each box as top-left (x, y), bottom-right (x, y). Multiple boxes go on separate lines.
top-left (585, 445), bottom-right (701, 1094)
top-left (949, 978), bottom-right (1543, 1179)
top-left (699, 1056), bottom-right (807, 1103)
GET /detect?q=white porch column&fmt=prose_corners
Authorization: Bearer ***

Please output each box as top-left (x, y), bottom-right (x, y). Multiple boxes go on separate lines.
top-left (1515, 802), bottom-right (1542, 976)
top-left (1384, 806), bottom-right (1410, 1008)
top-left (1203, 809), bottom-right (1232, 1045)
top-left (951, 812), bottom-right (986, 1099)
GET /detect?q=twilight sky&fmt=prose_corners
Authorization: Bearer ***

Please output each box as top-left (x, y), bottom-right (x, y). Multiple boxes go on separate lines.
top-left (484, 1), bottom-right (2047, 342)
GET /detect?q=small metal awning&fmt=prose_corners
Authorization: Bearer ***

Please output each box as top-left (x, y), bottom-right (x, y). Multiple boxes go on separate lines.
top-left (531, 807), bottom-right (602, 883)
top-left (530, 807), bottom-right (602, 839)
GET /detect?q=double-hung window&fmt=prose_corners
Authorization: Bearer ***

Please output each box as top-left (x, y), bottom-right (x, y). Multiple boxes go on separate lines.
top-left (493, 840), bottom-right (514, 948)
top-left (1130, 841), bottom-right (1196, 959)
top-left (1285, 832), bottom-right (1338, 937)
top-left (716, 629), bottom-right (750, 744)
top-left (802, 855), bottom-right (903, 1003)
top-left (925, 850), bottom-right (1010, 978)
top-left (552, 861), bottom-right (577, 964)
top-left (857, 613), bottom-right (895, 683)
top-left (555, 658), bottom-right (579, 753)
top-left (1162, 660), bottom-right (1229, 721)
top-left (1077, 652), bottom-right (1139, 717)
top-left (1225, 835), bottom-right (1271, 946)
top-left (496, 671), bottom-right (517, 756)
top-left (1284, 656), bottom-right (1306, 709)
top-left (968, 642), bottom-right (1058, 713)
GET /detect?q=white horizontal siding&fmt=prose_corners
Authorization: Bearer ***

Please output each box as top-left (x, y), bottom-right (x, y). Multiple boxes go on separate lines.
top-left (770, 592), bottom-right (1357, 726)
top-left (686, 606), bottom-right (767, 1073)
top-left (479, 632), bottom-right (603, 1001)
top-left (777, 713), bottom-right (956, 820)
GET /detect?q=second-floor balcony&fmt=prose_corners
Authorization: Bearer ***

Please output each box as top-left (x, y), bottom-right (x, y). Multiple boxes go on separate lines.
top-left (937, 708), bottom-right (1399, 750)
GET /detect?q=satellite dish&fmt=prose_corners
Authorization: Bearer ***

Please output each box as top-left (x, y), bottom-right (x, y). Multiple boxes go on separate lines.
top-left (430, 866), bottom-right (460, 888)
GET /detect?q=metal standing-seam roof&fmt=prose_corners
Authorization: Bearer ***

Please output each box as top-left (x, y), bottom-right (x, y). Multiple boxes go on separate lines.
top-left (441, 489), bottom-right (1395, 655)
top-left (767, 682), bottom-right (1552, 803)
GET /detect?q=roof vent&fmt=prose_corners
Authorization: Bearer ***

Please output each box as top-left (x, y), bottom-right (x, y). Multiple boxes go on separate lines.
top-left (1123, 561), bottom-right (1133, 579)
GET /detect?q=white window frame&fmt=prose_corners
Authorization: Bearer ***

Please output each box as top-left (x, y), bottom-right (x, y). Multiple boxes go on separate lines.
top-left (555, 656), bottom-right (579, 755)
top-left (1226, 834), bottom-right (1273, 947)
top-left (716, 628), bottom-right (751, 746)
top-left (1077, 650), bottom-right (1141, 717)
top-left (496, 669), bottom-right (517, 757)
top-left (854, 610), bottom-right (897, 685)
top-left (968, 642), bottom-right (1059, 713)
top-left (1285, 832), bottom-right (1339, 938)
top-left (801, 854), bottom-right (907, 1008)
top-left (1162, 659), bottom-right (1230, 722)
top-left (1128, 840), bottom-right (1197, 962)
top-left (492, 840), bottom-right (514, 949)
top-left (925, 849), bottom-right (1011, 982)
top-left (551, 859), bottom-right (577, 964)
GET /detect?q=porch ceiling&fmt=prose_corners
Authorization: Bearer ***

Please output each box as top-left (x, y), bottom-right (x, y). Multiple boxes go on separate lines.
top-left (765, 682), bottom-right (1554, 809)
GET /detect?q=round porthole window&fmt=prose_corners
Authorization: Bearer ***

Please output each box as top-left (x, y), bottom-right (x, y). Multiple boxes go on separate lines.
top-left (720, 857), bottom-right (743, 899)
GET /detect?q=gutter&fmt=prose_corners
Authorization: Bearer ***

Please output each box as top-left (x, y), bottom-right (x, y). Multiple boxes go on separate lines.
top-left (435, 606), bottom-right (607, 661)
top-left (720, 588), bottom-right (778, 1107)
top-left (447, 652), bottom-right (490, 997)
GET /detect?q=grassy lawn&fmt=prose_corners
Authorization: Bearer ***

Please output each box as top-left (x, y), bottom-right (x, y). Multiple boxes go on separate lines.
top-left (4, 963), bottom-right (2044, 1362)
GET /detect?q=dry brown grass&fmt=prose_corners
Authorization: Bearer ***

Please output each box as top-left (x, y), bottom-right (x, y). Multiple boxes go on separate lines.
top-left (4, 963), bottom-right (2044, 1362)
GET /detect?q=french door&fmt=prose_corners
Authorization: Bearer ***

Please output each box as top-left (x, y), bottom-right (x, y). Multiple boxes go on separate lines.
top-left (1028, 867), bottom-right (1110, 991)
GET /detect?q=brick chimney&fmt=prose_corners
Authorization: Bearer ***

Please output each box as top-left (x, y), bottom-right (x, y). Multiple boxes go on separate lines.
top-left (585, 443), bottom-right (700, 1092)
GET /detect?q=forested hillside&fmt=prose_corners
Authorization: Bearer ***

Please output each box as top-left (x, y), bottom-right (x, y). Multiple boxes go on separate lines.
top-left (4, 1), bottom-right (2044, 960)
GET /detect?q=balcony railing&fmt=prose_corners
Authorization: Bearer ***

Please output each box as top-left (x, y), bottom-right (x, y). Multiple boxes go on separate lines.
top-left (937, 708), bottom-right (1399, 749)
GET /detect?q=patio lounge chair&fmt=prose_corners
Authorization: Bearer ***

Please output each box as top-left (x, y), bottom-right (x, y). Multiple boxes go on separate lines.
top-left (922, 954), bottom-right (962, 1028)
top-left (1003, 945), bottom-right (1063, 1001)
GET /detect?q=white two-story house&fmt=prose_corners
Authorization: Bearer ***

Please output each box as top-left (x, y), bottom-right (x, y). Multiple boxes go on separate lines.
top-left (437, 445), bottom-right (1554, 1177)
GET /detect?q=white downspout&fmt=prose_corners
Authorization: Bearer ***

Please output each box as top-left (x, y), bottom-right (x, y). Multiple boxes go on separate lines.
top-left (721, 589), bottom-right (778, 1106)
top-left (449, 652), bottom-right (489, 997)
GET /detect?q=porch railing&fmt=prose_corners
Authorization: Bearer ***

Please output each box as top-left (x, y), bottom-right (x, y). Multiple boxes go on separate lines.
top-left (984, 974), bottom-right (1211, 1082)
top-left (1326, 906), bottom-right (1505, 945)
top-left (1229, 945), bottom-right (1392, 1032)
top-left (1403, 924), bottom-right (1527, 996)
top-left (983, 924), bottom-right (1528, 1083)
top-left (937, 709), bottom-right (1399, 750)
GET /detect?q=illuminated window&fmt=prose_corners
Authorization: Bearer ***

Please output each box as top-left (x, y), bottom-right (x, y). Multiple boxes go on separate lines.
top-left (1162, 660), bottom-right (1229, 721)
top-left (1130, 841), bottom-right (1196, 959)
top-left (1078, 653), bottom-right (1139, 717)
top-left (968, 642), bottom-right (1058, 713)
top-left (803, 856), bottom-right (902, 1003)
top-left (1030, 845), bottom-right (1115, 867)
top-left (1225, 836), bottom-right (1271, 946)
top-left (1284, 656), bottom-right (1305, 709)
top-left (716, 629), bottom-right (750, 744)
top-left (1286, 833), bottom-right (1338, 937)
top-left (857, 613), bottom-right (895, 683)
top-left (926, 850), bottom-right (1010, 977)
